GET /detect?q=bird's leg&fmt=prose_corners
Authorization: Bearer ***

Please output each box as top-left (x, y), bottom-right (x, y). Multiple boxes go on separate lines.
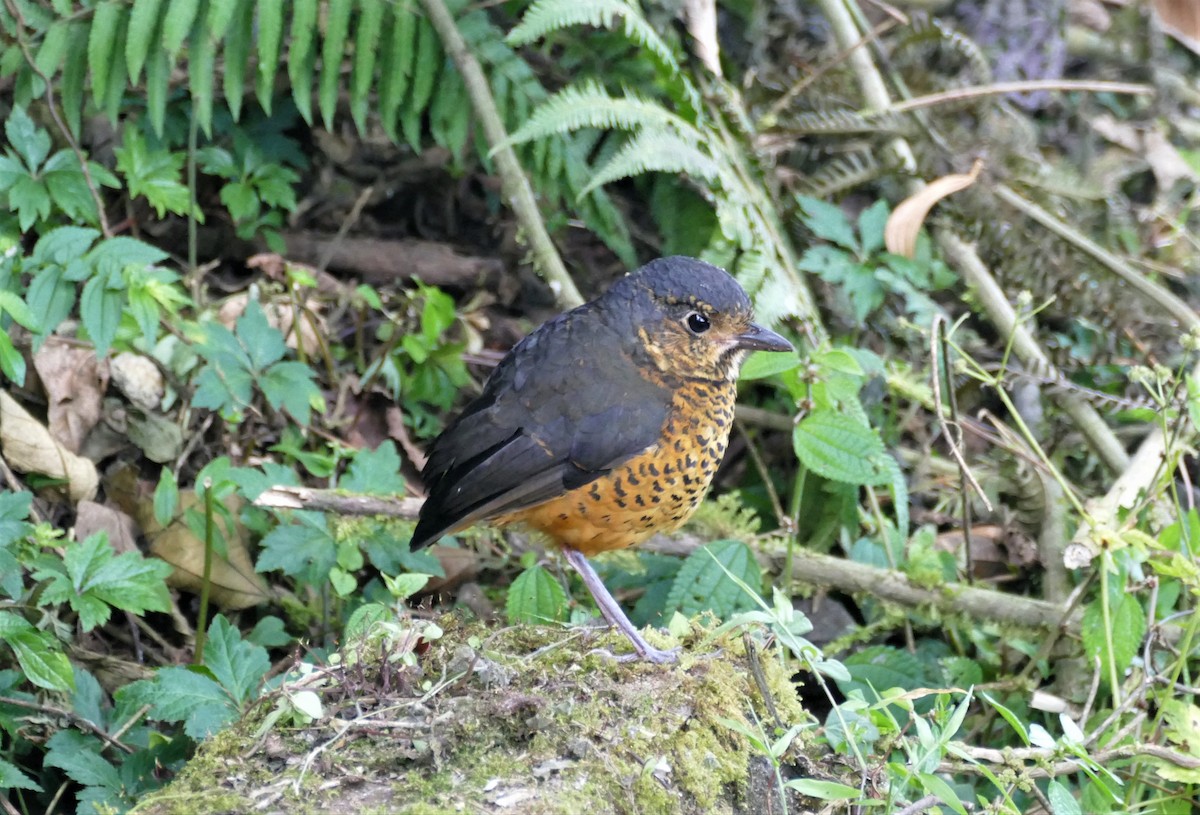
top-left (562, 547), bottom-right (679, 664)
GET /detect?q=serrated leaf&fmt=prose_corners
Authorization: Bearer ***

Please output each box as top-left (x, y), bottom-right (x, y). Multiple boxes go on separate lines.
top-left (102, 12), bottom-right (130, 124)
top-left (287, 0), bottom-right (319, 123)
top-left (793, 411), bottom-right (891, 486)
top-left (1046, 780), bottom-right (1082, 815)
top-left (161, 0), bottom-right (200, 58)
top-left (378, 0), bottom-right (416, 140)
top-left (144, 44), bottom-right (171, 137)
top-left (0, 757), bottom-right (41, 792)
top-left (205, 0), bottom-right (236, 38)
top-left (126, 0), bottom-right (164, 81)
top-left (202, 615), bottom-right (269, 704)
top-left (1082, 593), bottom-right (1146, 688)
top-left (44, 735), bottom-right (121, 790)
top-left (838, 645), bottom-right (929, 701)
top-left (318, 0), bottom-right (353, 130)
top-left (78, 266), bottom-right (123, 356)
top-left (796, 195), bottom-right (858, 251)
top-left (88, 2), bottom-right (123, 108)
top-left (188, 20), bottom-right (216, 135)
top-left (255, 0), bottom-right (285, 111)
top-left (340, 441), bottom-right (406, 496)
top-left (34, 19), bottom-right (71, 78)
top-left (59, 21), bottom-right (90, 136)
top-left (222, 0), bottom-right (254, 121)
top-left (350, 0), bottom-right (386, 134)
top-left (507, 565), bottom-right (569, 624)
top-left (402, 14), bottom-right (440, 149)
top-left (126, 666), bottom-right (236, 738)
top-left (664, 539), bottom-right (762, 620)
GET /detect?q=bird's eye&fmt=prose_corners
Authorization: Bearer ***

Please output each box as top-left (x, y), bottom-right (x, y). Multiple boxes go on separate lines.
top-left (685, 311), bottom-right (711, 334)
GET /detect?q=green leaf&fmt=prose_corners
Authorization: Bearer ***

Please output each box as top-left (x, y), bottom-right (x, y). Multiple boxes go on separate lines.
top-left (161, 0), bottom-right (200, 58)
top-left (287, 0), bottom-right (319, 123)
top-left (857, 199), bottom-right (890, 256)
top-left (918, 772), bottom-right (968, 815)
top-left (205, 0), bottom-right (236, 38)
top-left (8, 629), bottom-right (75, 692)
top-left (222, 0), bottom-right (254, 121)
top-left (236, 299), bottom-right (286, 369)
top-left (796, 195), bottom-right (858, 251)
top-left (738, 350), bottom-right (799, 380)
top-left (0, 331), bottom-right (26, 385)
top-left (350, 0), bottom-right (386, 134)
top-left (202, 615), bottom-right (269, 704)
top-left (255, 0), bottom-right (285, 111)
top-left (0, 757), bottom-right (41, 792)
top-left (44, 733), bottom-right (121, 791)
top-left (122, 666), bottom-right (236, 738)
top-left (1082, 592), bottom-right (1146, 688)
top-left (154, 468), bottom-right (178, 528)
top-left (255, 512), bottom-right (336, 582)
top-left (318, 0), bottom-right (353, 130)
top-left (126, 0), bottom-right (164, 81)
top-left (115, 130), bottom-right (191, 217)
top-left (838, 645), bottom-right (930, 701)
top-left (5, 105), bottom-right (50, 172)
top-left (378, 0), bottom-right (416, 140)
top-left (188, 16), bottom-right (217, 136)
top-left (31, 533), bottom-right (173, 631)
top-left (507, 565), bottom-right (569, 624)
top-left (144, 44), bottom-right (171, 137)
top-left (0, 290), bottom-right (39, 331)
top-left (59, 21), bottom-right (90, 137)
top-left (1047, 780), bottom-right (1082, 815)
top-left (402, 14), bottom-right (440, 149)
top-left (340, 442), bottom-right (406, 496)
top-left (793, 411), bottom-right (891, 486)
top-left (34, 19), bottom-right (71, 78)
top-left (664, 539), bottom-right (762, 619)
top-left (88, 2), bottom-right (124, 107)
top-left (784, 779), bottom-right (860, 801)
top-left (78, 265), bottom-right (124, 356)
top-left (260, 360), bottom-right (320, 424)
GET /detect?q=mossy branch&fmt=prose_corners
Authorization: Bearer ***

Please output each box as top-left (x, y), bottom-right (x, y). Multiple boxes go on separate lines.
top-left (418, 0), bottom-right (584, 309)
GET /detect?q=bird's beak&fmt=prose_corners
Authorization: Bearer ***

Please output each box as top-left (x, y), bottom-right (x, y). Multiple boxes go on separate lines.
top-left (734, 323), bottom-right (793, 353)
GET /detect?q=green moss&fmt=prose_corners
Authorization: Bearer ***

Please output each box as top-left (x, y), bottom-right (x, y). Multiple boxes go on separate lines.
top-left (133, 615), bottom-right (817, 814)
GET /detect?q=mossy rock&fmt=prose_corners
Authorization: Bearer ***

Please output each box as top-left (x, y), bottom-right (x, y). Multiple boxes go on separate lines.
top-left (131, 617), bottom-right (823, 815)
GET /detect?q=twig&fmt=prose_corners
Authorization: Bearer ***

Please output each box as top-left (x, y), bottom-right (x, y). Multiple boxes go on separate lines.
top-left (930, 315), bottom-right (992, 511)
top-left (0, 695), bottom-right (134, 754)
top-left (893, 794), bottom-right (942, 815)
top-left (884, 79), bottom-right (1153, 113)
top-left (418, 0), bottom-right (584, 309)
top-left (255, 485), bottom-right (424, 518)
top-left (941, 742), bottom-right (1200, 780)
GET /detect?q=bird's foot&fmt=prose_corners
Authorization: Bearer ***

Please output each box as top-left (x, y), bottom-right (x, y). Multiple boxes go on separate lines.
top-left (590, 644), bottom-right (680, 664)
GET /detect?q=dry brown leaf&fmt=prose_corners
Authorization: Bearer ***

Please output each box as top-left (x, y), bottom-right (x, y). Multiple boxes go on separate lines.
top-left (140, 494), bottom-right (271, 611)
top-left (1154, 0), bottom-right (1200, 55)
top-left (32, 340), bottom-right (108, 454)
top-left (0, 390), bottom-right (98, 501)
top-left (75, 501), bottom-right (139, 554)
top-left (885, 159), bottom-right (984, 258)
top-left (423, 545), bottom-right (480, 594)
top-left (1091, 114), bottom-right (1197, 192)
top-left (109, 470), bottom-right (270, 611)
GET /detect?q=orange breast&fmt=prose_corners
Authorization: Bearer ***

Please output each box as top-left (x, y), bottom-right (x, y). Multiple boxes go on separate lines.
top-left (497, 379), bottom-right (736, 556)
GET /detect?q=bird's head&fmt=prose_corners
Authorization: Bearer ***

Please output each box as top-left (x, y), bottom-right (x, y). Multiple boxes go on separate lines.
top-left (612, 256), bottom-right (794, 383)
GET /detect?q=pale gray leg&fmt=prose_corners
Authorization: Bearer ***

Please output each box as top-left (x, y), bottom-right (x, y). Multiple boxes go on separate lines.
top-left (562, 547), bottom-right (679, 664)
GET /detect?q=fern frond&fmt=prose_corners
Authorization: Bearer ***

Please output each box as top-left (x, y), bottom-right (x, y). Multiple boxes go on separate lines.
top-left (507, 0), bottom-right (680, 75)
top-left (796, 151), bottom-right (882, 199)
top-left (583, 130), bottom-right (720, 196)
top-left (786, 109), bottom-right (905, 136)
top-left (503, 81), bottom-right (702, 149)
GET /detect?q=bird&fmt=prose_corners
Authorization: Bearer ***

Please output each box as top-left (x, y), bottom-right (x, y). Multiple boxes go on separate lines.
top-left (410, 256), bottom-right (794, 662)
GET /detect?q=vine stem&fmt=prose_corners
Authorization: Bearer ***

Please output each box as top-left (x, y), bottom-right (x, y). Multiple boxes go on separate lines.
top-left (418, 0), bottom-right (584, 309)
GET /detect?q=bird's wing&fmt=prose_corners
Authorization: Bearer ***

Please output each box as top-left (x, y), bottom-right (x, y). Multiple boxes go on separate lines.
top-left (410, 308), bottom-right (671, 549)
